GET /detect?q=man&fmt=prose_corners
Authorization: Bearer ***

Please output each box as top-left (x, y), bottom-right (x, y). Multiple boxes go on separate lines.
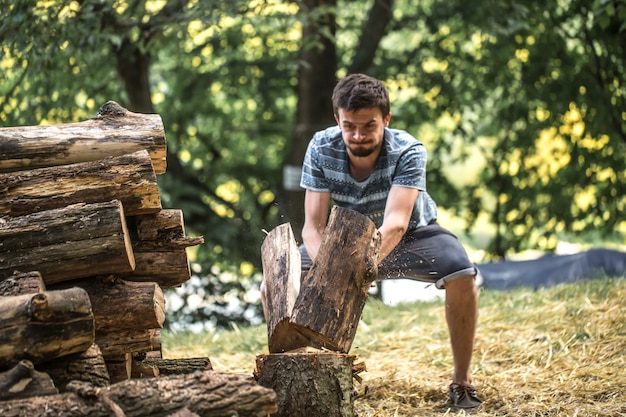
top-left (299, 73), bottom-right (482, 409)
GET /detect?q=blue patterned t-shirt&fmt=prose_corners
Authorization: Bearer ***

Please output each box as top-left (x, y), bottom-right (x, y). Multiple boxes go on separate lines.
top-left (300, 126), bottom-right (438, 230)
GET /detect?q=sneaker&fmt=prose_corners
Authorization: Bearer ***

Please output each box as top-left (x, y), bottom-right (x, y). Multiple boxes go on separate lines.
top-left (449, 383), bottom-right (483, 409)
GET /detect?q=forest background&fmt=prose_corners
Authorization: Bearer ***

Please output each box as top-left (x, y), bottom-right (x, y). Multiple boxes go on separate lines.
top-left (1, 0), bottom-right (624, 329)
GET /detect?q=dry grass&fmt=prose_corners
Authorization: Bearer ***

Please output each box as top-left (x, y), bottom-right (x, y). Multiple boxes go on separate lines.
top-left (163, 277), bottom-right (626, 416)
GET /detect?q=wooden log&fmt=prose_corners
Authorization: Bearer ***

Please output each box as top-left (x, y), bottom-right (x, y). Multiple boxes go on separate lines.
top-left (0, 149), bottom-right (162, 217)
top-left (121, 211), bottom-right (204, 288)
top-left (131, 356), bottom-right (160, 379)
top-left (0, 271), bottom-right (45, 295)
top-left (265, 207), bottom-right (381, 353)
top-left (0, 360), bottom-right (58, 400)
top-left (103, 353), bottom-right (132, 383)
top-left (141, 357), bottom-right (213, 376)
top-left (123, 250), bottom-right (193, 288)
top-left (97, 328), bottom-right (161, 357)
top-left (255, 352), bottom-right (357, 417)
top-left (0, 288), bottom-right (94, 368)
top-left (0, 100), bottom-right (167, 174)
top-left (0, 370), bottom-right (278, 417)
top-left (261, 222), bottom-right (302, 346)
top-left (0, 200), bottom-right (135, 284)
top-left (50, 275), bottom-right (165, 332)
top-left (37, 344), bottom-right (110, 391)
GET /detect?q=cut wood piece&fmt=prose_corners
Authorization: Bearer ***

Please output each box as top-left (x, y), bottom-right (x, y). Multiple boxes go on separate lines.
top-left (0, 100), bottom-right (167, 174)
top-left (0, 370), bottom-right (278, 417)
top-left (97, 328), bottom-right (161, 357)
top-left (0, 200), bottom-right (135, 284)
top-left (37, 344), bottom-right (110, 391)
top-left (0, 271), bottom-right (45, 296)
top-left (0, 360), bottom-right (58, 400)
top-left (133, 209), bottom-right (187, 241)
top-left (255, 352), bottom-right (357, 417)
top-left (123, 250), bottom-right (193, 288)
top-left (0, 287), bottom-right (94, 368)
top-left (0, 149), bottom-right (161, 217)
top-left (261, 222), bottom-right (303, 348)
top-left (141, 357), bottom-right (213, 376)
top-left (50, 276), bottom-right (165, 332)
top-left (265, 206), bottom-right (381, 353)
top-left (103, 353), bottom-right (132, 383)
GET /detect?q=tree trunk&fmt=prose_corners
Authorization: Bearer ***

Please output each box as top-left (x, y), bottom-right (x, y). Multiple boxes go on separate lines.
top-left (0, 149), bottom-right (162, 217)
top-left (0, 360), bottom-right (58, 400)
top-left (37, 343), bottom-right (110, 391)
top-left (264, 207), bottom-right (380, 353)
top-left (0, 101), bottom-right (166, 174)
top-left (0, 370), bottom-right (278, 417)
top-left (0, 200), bottom-right (135, 284)
top-left (255, 352), bottom-right (357, 417)
top-left (50, 276), bottom-right (165, 332)
top-left (0, 288), bottom-right (94, 368)
top-left (0, 271), bottom-right (45, 296)
top-left (283, 0), bottom-right (338, 240)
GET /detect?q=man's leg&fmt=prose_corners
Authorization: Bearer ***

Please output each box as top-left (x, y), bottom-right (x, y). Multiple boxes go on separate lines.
top-left (444, 275), bottom-right (478, 385)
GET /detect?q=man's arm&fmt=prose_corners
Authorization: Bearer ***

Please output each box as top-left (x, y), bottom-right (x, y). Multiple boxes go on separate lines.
top-left (301, 189), bottom-right (331, 261)
top-left (378, 186), bottom-right (419, 263)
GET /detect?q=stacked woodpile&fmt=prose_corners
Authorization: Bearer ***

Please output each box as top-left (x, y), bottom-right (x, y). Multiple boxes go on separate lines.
top-left (0, 102), bottom-right (277, 417)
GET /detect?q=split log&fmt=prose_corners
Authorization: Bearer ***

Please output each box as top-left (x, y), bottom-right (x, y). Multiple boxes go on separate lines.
top-left (261, 222), bottom-right (301, 339)
top-left (0, 200), bottom-right (135, 284)
top-left (0, 287), bottom-right (94, 368)
top-left (264, 207), bottom-right (381, 353)
top-left (0, 271), bottom-right (45, 295)
top-left (0, 360), bottom-right (58, 400)
top-left (141, 357), bottom-right (213, 376)
top-left (0, 370), bottom-right (278, 417)
top-left (97, 328), bottom-right (161, 357)
top-left (37, 344), bottom-right (110, 391)
top-left (122, 210), bottom-right (204, 288)
top-left (50, 275), bottom-right (165, 332)
top-left (0, 100), bottom-right (167, 174)
top-left (0, 149), bottom-right (162, 217)
top-left (255, 352), bottom-right (357, 417)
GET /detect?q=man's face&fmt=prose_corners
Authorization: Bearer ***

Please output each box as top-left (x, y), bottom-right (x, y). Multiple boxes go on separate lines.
top-left (335, 107), bottom-right (391, 158)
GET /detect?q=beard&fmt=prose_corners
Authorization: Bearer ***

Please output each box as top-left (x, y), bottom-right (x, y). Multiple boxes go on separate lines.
top-left (346, 140), bottom-right (381, 157)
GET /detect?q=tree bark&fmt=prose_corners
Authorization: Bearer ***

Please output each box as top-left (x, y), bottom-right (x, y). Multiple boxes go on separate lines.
top-left (255, 352), bottom-right (356, 417)
top-left (0, 271), bottom-right (45, 296)
top-left (37, 343), bottom-right (110, 391)
top-left (0, 149), bottom-right (162, 217)
top-left (265, 207), bottom-right (380, 353)
top-left (0, 370), bottom-right (278, 417)
top-left (0, 360), bottom-right (58, 400)
top-left (50, 276), bottom-right (165, 332)
top-left (0, 101), bottom-right (166, 174)
top-left (0, 200), bottom-right (135, 284)
top-left (0, 287), bottom-right (94, 368)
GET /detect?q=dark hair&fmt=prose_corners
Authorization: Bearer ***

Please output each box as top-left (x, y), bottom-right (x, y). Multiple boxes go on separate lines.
top-left (332, 73), bottom-right (390, 117)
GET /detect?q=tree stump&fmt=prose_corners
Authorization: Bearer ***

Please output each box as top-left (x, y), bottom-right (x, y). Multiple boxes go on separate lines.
top-left (255, 352), bottom-right (358, 417)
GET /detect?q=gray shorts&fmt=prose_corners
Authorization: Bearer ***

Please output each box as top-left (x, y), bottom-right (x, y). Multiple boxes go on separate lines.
top-left (299, 222), bottom-right (476, 289)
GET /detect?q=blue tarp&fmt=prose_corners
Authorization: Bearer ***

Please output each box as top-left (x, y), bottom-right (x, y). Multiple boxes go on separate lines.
top-left (476, 248), bottom-right (626, 290)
